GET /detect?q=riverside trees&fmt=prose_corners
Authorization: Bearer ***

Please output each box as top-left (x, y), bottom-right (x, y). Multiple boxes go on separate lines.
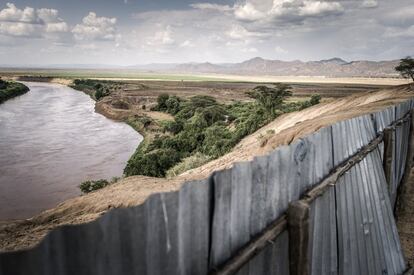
top-left (395, 57), bottom-right (414, 82)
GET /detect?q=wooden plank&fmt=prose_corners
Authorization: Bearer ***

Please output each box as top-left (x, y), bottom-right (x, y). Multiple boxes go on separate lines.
top-left (211, 216), bottom-right (287, 275)
top-left (288, 201), bottom-right (310, 275)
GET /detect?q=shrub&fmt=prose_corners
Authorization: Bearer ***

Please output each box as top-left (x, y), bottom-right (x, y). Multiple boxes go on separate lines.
top-left (124, 148), bottom-right (182, 177)
top-left (166, 152), bottom-right (212, 178)
top-left (156, 93), bottom-right (170, 111)
top-left (165, 96), bottom-right (181, 114)
top-left (201, 124), bottom-right (234, 157)
top-left (310, 94), bottom-right (321, 105)
top-left (79, 179), bottom-right (109, 193)
top-left (162, 119), bottom-right (184, 134)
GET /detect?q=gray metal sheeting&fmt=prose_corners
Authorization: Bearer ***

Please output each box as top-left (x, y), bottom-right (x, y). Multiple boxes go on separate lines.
top-left (0, 178), bottom-right (212, 275)
top-left (308, 186), bottom-right (338, 275)
top-left (373, 106), bottom-right (396, 133)
top-left (335, 150), bottom-right (405, 275)
top-left (388, 120), bottom-right (411, 206)
top-left (209, 126), bottom-right (334, 271)
top-left (332, 114), bottom-right (376, 166)
top-left (236, 230), bottom-right (290, 275)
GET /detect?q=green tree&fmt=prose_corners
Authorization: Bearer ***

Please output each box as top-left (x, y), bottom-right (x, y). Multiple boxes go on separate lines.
top-left (156, 93), bottom-right (170, 110)
top-left (395, 57), bottom-right (414, 82)
top-left (247, 83), bottom-right (292, 116)
top-left (310, 94), bottom-right (321, 105)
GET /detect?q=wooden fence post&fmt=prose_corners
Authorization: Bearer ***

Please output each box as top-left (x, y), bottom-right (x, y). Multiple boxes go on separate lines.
top-left (396, 110), bottom-right (414, 215)
top-left (383, 128), bottom-right (394, 195)
top-left (288, 200), bottom-right (310, 275)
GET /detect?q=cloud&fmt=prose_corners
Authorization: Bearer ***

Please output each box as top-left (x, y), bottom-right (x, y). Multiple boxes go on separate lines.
top-left (274, 46), bottom-right (288, 54)
top-left (180, 40), bottom-right (195, 48)
top-left (234, 0), bottom-right (344, 22)
top-left (146, 25), bottom-right (175, 46)
top-left (298, 1), bottom-right (344, 17)
top-left (361, 0), bottom-right (378, 8)
top-left (234, 2), bottom-right (266, 21)
top-left (190, 3), bottom-right (233, 12)
top-left (226, 24), bottom-right (268, 40)
top-left (72, 12), bottom-right (117, 41)
top-left (0, 3), bottom-right (68, 37)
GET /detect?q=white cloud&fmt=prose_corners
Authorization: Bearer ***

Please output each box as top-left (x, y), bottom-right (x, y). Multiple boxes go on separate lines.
top-left (0, 3), bottom-right (68, 37)
top-left (146, 26), bottom-right (175, 46)
top-left (180, 40), bottom-right (195, 48)
top-left (241, 47), bottom-right (258, 53)
top-left (233, 0), bottom-right (344, 22)
top-left (190, 3), bottom-right (233, 12)
top-left (299, 1), bottom-right (344, 17)
top-left (361, 0), bottom-right (378, 8)
top-left (226, 25), bottom-right (268, 40)
top-left (72, 12), bottom-right (117, 41)
top-left (234, 2), bottom-right (266, 21)
top-left (274, 45), bottom-right (288, 54)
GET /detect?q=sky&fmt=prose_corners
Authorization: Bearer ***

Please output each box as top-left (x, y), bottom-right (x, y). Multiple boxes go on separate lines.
top-left (0, 0), bottom-right (413, 66)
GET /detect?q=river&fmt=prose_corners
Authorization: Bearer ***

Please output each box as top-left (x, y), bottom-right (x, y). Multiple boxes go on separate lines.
top-left (0, 82), bottom-right (142, 220)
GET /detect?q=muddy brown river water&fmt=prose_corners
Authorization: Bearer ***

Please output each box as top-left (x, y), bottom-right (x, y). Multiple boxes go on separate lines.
top-left (0, 82), bottom-right (142, 220)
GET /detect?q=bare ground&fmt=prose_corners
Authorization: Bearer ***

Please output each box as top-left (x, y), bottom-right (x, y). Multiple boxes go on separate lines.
top-left (0, 84), bottom-right (413, 252)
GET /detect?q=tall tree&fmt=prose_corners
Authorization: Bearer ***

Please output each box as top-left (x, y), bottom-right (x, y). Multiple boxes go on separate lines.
top-left (247, 83), bottom-right (292, 116)
top-left (395, 57), bottom-right (414, 82)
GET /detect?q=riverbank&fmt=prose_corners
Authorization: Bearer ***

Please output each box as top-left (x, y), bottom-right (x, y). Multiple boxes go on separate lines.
top-left (0, 82), bottom-right (141, 220)
top-left (0, 80), bottom-right (29, 104)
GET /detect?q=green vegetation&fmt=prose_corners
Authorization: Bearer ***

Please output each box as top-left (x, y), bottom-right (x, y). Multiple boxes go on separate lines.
top-left (396, 57), bottom-right (414, 82)
top-left (79, 177), bottom-right (121, 193)
top-left (124, 83), bottom-right (321, 178)
top-left (0, 79), bottom-right (29, 104)
top-left (70, 79), bottom-right (120, 100)
top-left (166, 152), bottom-right (212, 178)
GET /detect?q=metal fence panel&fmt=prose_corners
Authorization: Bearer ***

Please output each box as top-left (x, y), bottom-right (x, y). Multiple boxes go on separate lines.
top-left (373, 106), bottom-right (396, 133)
top-left (308, 186), bottom-right (337, 275)
top-left (332, 115), bottom-right (376, 166)
top-left (335, 150), bottom-right (406, 275)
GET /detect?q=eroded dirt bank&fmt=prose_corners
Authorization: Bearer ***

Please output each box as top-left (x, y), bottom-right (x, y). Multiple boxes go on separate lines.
top-left (0, 84), bottom-right (413, 252)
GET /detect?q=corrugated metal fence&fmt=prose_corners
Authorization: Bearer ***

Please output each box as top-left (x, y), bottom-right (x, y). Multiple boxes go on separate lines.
top-left (1, 99), bottom-right (413, 275)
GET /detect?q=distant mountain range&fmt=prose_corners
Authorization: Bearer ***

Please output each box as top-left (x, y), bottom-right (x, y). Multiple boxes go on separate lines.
top-left (167, 57), bottom-right (401, 78)
top-left (1, 57), bottom-right (402, 78)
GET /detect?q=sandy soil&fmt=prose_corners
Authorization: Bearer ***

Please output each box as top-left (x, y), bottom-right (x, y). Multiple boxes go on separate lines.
top-left (0, 84), bottom-right (413, 252)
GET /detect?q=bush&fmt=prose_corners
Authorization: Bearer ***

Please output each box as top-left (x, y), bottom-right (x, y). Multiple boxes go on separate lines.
top-left (162, 119), bottom-right (184, 134)
top-left (124, 148), bottom-right (182, 177)
top-left (0, 81), bottom-right (29, 104)
top-left (155, 93), bottom-right (170, 111)
top-left (310, 94), bottom-right (321, 105)
top-left (201, 124), bottom-right (234, 157)
top-left (166, 152), bottom-right (212, 178)
top-left (165, 96), bottom-right (181, 114)
top-left (79, 179), bottom-right (109, 193)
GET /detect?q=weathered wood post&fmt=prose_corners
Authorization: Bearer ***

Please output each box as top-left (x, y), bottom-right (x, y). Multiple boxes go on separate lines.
top-left (287, 200), bottom-right (310, 275)
top-left (396, 110), bottom-right (414, 214)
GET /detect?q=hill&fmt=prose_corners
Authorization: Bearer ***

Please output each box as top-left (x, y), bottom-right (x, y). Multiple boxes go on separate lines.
top-left (171, 57), bottom-right (401, 78)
